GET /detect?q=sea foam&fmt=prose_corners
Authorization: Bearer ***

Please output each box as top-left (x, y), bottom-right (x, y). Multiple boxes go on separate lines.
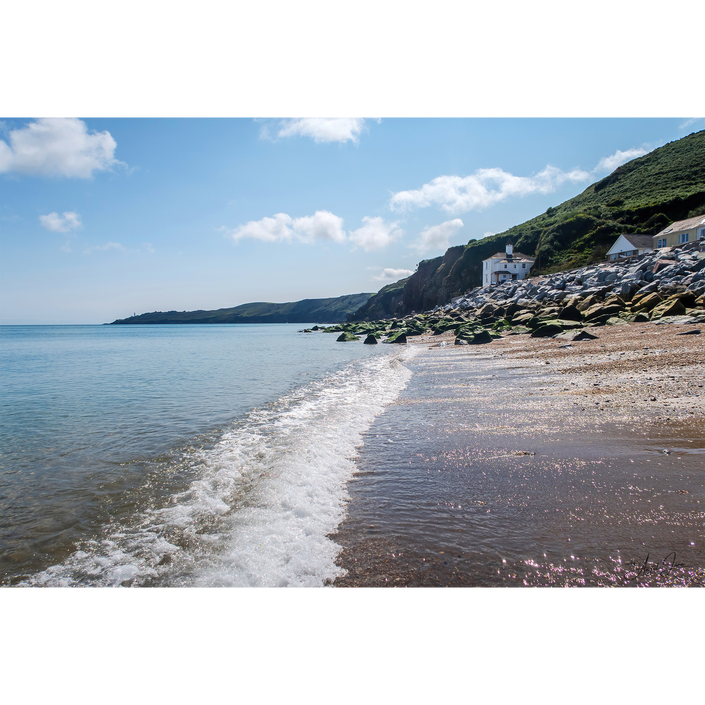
top-left (23, 346), bottom-right (416, 587)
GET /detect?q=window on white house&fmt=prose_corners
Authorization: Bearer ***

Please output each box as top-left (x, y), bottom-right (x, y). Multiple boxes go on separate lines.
top-left (522, 263), bottom-right (526, 269)
top-left (699, 228), bottom-right (705, 240)
top-left (504, 264), bottom-right (507, 269)
top-left (679, 233), bottom-right (689, 244)
top-left (657, 238), bottom-right (666, 248)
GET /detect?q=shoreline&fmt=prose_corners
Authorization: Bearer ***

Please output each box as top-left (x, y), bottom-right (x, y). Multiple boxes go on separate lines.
top-left (332, 324), bottom-right (705, 586)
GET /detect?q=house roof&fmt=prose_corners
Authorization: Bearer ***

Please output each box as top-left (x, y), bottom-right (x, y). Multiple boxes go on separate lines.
top-left (655, 213), bottom-right (705, 236)
top-left (621, 234), bottom-right (654, 249)
top-left (486, 252), bottom-right (535, 261)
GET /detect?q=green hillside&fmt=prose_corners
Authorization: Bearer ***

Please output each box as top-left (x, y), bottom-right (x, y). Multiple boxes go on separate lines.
top-left (110, 292), bottom-right (373, 325)
top-left (351, 130), bottom-right (705, 321)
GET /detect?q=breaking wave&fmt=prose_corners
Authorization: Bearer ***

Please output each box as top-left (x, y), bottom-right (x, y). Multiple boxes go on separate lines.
top-left (23, 347), bottom-right (416, 587)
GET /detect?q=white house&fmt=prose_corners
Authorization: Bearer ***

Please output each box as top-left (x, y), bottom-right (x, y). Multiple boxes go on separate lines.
top-left (607, 233), bottom-right (654, 261)
top-left (482, 241), bottom-right (535, 288)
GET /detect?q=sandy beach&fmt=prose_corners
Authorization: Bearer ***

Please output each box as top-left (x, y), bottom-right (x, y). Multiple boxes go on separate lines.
top-left (333, 323), bottom-right (705, 586)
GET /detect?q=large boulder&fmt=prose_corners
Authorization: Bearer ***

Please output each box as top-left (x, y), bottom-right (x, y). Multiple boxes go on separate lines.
top-left (582, 303), bottom-right (624, 321)
top-left (531, 323), bottom-right (564, 338)
top-left (363, 334), bottom-right (378, 344)
top-left (337, 332), bottom-right (359, 342)
top-left (631, 292), bottom-right (663, 311)
top-left (576, 294), bottom-right (601, 312)
top-left (650, 298), bottom-right (686, 319)
top-left (557, 303), bottom-right (582, 321)
top-left (468, 330), bottom-right (494, 344)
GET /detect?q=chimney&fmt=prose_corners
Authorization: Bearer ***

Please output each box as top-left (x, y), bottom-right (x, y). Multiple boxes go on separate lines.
top-left (506, 240), bottom-right (513, 259)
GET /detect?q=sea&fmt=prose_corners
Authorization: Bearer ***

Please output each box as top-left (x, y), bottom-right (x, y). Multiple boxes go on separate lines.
top-left (0, 324), bottom-right (416, 587)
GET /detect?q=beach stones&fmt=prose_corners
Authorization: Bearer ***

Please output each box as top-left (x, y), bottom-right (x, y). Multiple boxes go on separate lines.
top-left (363, 334), bottom-right (378, 344)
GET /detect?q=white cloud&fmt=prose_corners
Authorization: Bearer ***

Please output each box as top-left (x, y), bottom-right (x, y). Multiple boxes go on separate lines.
top-left (349, 217), bottom-right (403, 251)
top-left (373, 267), bottom-right (414, 281)
top-left (226, 210), bottom-right (346, 244)
top-left (593, 148), bottom-right (648, 174)
top-left (679, 115), bottom-right (705, 130)
top-left (39, 211), bottom-right (82, 233)
top-left (409, 218), bottom-right (464, 254)
top-left (227, 213), bottom-right (294, 243)
top-left (291, 211), bottom-right (346, 243)
top-left (267, 118), bottom-right (368, 144)
top-left (225, 211), bottom-right (400, 251)
top-left (390, 165), bottom-right (591, 215)
top-left (0, 118), bottom-right (121, 178)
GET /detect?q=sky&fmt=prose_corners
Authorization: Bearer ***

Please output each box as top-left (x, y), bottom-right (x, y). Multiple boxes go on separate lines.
top-left (1, 117), bottom-right (703, 324)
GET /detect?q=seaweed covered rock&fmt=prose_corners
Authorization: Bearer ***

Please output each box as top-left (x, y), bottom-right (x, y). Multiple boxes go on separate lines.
top-left (336, 332), bottom-right (359, 342)
top-left (384, 331), bottom-right (407, 344)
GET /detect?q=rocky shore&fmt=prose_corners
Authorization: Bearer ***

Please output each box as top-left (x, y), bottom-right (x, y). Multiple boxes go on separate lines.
top-left (311, 240), bottom-right (705, 346)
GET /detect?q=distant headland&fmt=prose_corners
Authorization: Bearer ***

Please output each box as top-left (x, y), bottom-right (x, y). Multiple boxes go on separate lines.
top-left (109, 293), bottom-right (373, 325)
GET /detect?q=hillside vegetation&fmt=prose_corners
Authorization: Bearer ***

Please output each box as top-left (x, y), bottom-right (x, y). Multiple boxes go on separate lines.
top-left (110, 293), bottom-right (373, 325)
top-left (351, 130), bottom-right (705, 320)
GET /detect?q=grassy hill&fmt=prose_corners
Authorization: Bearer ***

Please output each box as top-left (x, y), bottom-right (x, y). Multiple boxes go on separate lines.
top-left (351, 130), bottom-right (705, 321)
top-left (110, 293), bottom-right (373, 325)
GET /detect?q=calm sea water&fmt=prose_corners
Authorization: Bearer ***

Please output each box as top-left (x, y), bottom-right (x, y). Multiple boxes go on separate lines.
top-left (0, 324), bottom-right (415, 586)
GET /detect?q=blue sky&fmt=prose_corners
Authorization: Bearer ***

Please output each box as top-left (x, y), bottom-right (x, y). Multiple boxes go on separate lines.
top-left (1, 117), bottom-right (703, 323)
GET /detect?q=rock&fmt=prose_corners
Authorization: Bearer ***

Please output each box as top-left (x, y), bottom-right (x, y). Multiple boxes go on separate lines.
top-left (468, 330), bottom-right (494, 344)
top-left (557, 303), bottom-right (582, 321)
top-left (454, 338), bottom-right (469, 345)
top-left (576, 294), bottom-right (600, 312)
top-left (619, 312), bottom-right (650, 323)
top-left (363, 334), bottom-right (378, 344)
top-left (631, 292), bottom-right (663, 311)
top-left (511, 311), bottom-right (535, 325)
top-left (650, 298), bottom-right (686, 319)
top-left (336, 332), bottom-right (359, 342)
top-left (531, 323), bottom-right (563, 338)
top-left (668, 291), bottom-right (698, 308)
top-left (507, 326), bottom-right (532, 335)
top-left (653, 258), bottom-right (676, 273)
top-left (583, 303), bottom-right (624, 321)
top-left (384, 331), bottom-right (408, 344)
top-left (676, 329), bottom-right (701, 335)
top-left (555, 329), bottom-right (599, 341)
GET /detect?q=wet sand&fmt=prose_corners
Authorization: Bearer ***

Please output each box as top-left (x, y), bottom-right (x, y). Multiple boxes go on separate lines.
top-left (332, 323), bottom-right (705, 586)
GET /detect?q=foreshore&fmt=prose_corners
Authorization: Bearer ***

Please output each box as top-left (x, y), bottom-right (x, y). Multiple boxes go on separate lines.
top-left (332, 323), bottom-right (705, 586)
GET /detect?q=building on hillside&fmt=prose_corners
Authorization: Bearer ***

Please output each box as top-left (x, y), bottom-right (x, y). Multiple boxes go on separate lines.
top-left (653, 214), bottom-right (705, 249)
top-left (606, 233), bottom-right (654, 261)
top-left (482, 241), bottom-right (535, 287)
